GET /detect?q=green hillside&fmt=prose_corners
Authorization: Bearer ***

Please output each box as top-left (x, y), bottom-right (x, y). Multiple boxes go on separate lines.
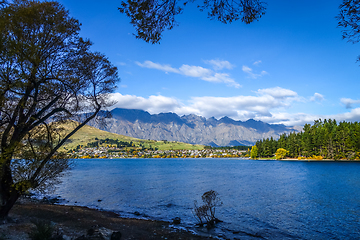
top-left (61, 121), bottom-right (204, 151)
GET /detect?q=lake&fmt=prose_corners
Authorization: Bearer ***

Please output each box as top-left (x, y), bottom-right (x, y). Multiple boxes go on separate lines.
top-left (53, 158), bottom-right (360, 239)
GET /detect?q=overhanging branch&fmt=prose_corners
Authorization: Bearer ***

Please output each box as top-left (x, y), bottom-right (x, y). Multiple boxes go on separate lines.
top-left (29, 106), bottom-right (101, 185)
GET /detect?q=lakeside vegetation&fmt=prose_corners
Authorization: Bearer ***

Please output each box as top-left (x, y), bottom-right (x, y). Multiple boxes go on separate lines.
top-left (254, 119), bottom-right (360, 160)
top-left (67, 140), bottom-right (249, 159)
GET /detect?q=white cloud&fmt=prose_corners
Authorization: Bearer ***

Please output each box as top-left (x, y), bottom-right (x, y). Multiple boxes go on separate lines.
top-left (179, 65), bottom-right (212, 78)
top-left (310, 93), bottom-right (324, 102)
top-left (257, 87), bottom-right (297, 99)
top-left (136, 60), bottom-right (240, 88)
top-left (242, 65), bottom-right (268, 79)
top-left (242, 65), bottom-right (252, 74)
top-left (258, 108), bottom-right (360, 126)
top-left (110, 93), bottom-right (182, 114)
top-left (109, 87), bottom-right (299, 122)
top-left (109, 91), bottom-right (360, 127)
top-left (340, 98), bottom-right (360, 109)
top-left (204, 59), bottom-right (235, 70)
top-left (336, 107), bottom-right (360, 121)
top-left (189, 95), bottom-right (279, 118)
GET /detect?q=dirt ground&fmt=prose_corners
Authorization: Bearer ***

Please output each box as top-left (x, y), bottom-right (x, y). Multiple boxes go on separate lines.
top-left (0, 198), bottom-right (216, 240)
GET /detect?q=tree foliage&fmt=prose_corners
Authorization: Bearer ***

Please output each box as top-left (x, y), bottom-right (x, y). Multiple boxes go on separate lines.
top-left (119, 0), bottom-right (266, 43)
top-left (256, 119), bottom-right (360, 160)
top-left (119, 0), bottom-right (360, 57)
top-left (250, 145), bottom-right (258, 159)
top-left (337, 0), bottom-right (360, 63)
top-left (274, 148), bottom-right (288, 160)
top-left (0, 0), bottom-right (119, 219)
top-left (337, 0), bottom-right (360, 44)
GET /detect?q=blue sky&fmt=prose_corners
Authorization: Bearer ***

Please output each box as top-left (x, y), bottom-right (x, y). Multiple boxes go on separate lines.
top-left (57, 0), bottom-right (360, 126)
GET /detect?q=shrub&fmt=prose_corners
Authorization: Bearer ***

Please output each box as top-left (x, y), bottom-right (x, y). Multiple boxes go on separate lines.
top-left (310, 155), bottom-right (323, 160)
top-left (29, 220), bottom-right (63, 240)
top-left (193, 190), bottom-right (222, 228)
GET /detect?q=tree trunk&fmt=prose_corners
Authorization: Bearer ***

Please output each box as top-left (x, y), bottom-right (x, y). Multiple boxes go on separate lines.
top-left (0, 157), bottom-right (20, 221)
top-left (0, 191), bottom-right (20, 221)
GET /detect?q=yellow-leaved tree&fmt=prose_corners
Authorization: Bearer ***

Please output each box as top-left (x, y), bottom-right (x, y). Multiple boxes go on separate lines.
top-left (275, 148), bottom-right (289, 160)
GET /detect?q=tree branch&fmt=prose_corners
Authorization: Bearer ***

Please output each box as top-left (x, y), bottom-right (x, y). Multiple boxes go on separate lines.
top-left (29, 106), bottom-right (101, 185)
top-left (28, 107), bottom-right (71, 132)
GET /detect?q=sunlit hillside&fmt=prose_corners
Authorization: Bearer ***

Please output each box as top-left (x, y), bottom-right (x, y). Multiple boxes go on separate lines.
top-left (60, 121), bottom-right (204, 151)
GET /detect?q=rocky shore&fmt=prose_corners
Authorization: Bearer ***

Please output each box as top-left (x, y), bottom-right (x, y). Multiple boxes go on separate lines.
top-left (0, 197), bottom-right (215, 240)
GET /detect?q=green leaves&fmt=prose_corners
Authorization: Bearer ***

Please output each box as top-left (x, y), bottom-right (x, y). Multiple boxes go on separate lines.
top-left (256, 119), bottom-right (360, 160)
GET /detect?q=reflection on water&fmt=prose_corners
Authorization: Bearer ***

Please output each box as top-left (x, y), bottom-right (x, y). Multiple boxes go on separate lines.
top-left (55, 159), bottom-right (360, 239)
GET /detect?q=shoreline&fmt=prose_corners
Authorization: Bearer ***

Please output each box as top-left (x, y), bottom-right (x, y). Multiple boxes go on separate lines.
top-left (253, 158), bottom-right (360, 162)
top-left (73, 157), bottom-right (360, 161)
top-left (1, 197), bottom-right (215, 240)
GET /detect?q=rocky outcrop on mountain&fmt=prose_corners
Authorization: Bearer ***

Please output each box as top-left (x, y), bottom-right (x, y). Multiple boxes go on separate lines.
top-left (90, 108), bottom-right (297, 146)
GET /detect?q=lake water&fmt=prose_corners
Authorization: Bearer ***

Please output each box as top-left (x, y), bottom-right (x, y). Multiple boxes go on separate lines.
top-left (53, 158), bottom-right (360, 239)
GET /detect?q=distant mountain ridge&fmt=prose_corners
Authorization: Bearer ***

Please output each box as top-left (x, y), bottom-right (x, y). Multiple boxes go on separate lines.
top-left (89, 108), bottom-right (297, 146)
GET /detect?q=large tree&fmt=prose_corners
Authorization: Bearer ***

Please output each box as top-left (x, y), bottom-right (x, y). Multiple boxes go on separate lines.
top-left (119, 0), bottom-right (267, 44)
top-left (0, 0), bottom-right (119, 220)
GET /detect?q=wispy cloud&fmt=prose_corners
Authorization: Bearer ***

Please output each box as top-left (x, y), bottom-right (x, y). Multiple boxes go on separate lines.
top-left (310, 93), bottom-right (324, 102)
top-left (341, 98), bottom-right (360, 109)
top-left (136, 60), bottom-right (240, 88)
top-left (116, 62), bottom-right (127, 66)
top-left (253, 60), bottom-right (262, 66)
top-left (203, 59), bottom-right (235, 70)
top-left (242, 65), bottom-right (268, 79)
top-left (135, 61), bottom-right (179, 74)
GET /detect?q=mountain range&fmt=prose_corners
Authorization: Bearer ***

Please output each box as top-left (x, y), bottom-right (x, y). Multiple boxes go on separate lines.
top-left (89, 108), bottom-right (299, 147)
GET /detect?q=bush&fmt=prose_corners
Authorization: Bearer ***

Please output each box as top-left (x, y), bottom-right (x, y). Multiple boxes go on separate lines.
top-left (29, 220), bottom-right (63, 240)
top-left (310, 155), bottom-right (323, 160)
top-left (193, 190), bottom-right (222, 228)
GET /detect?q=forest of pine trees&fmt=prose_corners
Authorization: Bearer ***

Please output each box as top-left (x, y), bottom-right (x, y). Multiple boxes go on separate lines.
top-left (255, 119), bottom-right (360, 160)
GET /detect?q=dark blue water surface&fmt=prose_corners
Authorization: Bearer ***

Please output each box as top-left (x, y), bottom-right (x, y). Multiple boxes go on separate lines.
top-left (54, 159), bottom-right (360, 239)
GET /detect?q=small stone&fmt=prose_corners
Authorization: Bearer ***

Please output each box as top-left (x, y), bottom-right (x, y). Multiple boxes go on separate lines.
top-left (111, 231), bottom-right (122, 240)
top-left (172, 217), bottom-right (181, 224)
